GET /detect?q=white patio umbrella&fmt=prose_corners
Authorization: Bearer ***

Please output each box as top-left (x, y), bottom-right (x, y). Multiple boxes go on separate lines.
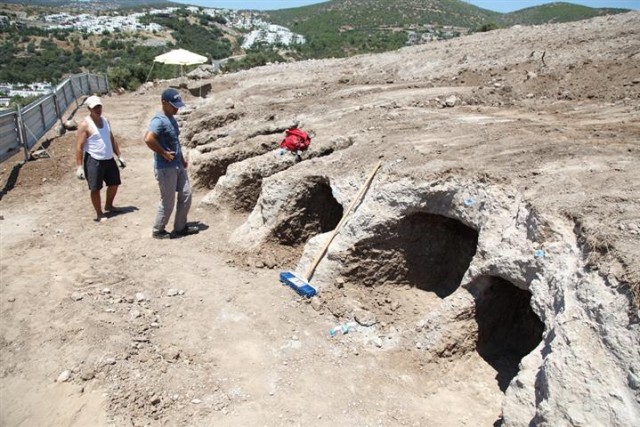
top-left (147, 48), bottom-right (208, 80)
top-left (154, 48), bottom-right (208, 66)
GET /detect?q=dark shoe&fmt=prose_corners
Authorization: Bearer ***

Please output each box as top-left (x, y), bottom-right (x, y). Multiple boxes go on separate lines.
top-left (171, 225), bottom-right (199, 238)
top-left (152, 230), bottom-right (171, 239)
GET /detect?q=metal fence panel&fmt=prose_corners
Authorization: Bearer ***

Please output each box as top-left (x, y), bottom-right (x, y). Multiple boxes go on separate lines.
top-left (22, 96), bottom-right (50, 150)
top-left (0, 111), bottom-right (20, 163)
top-left (55, 81), bottom-right (74, 114)
top-left (0, 73), bottom-right (108, 163)
top-left (41, 98), bottom-right (58, 128)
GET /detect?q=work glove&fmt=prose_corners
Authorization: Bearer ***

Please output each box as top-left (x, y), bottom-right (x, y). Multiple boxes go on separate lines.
top-left (117, 156), bottom-right (126, 169)
top-left (76, 166), bottom-right (85, 180)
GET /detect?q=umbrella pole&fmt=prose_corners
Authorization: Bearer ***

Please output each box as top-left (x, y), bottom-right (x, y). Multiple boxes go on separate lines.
top-left (145, 62), bottom-right (155, 83)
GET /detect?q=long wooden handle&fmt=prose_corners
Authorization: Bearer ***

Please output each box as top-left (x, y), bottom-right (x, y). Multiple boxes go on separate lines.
top-left (305, 161), bottom-right (382, 281)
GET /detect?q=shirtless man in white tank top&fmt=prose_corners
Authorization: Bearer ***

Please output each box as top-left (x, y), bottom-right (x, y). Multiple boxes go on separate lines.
top-left (75, 95), bottom-right (126, 222)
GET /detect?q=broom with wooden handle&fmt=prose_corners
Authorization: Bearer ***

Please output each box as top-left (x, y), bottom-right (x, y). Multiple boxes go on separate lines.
top-left (304, 160), bottom-right (382, 282)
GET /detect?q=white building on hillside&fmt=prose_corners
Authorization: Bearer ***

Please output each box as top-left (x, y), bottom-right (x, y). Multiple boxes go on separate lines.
top-left (242, 24), bottom-right (305, 49)
top-left (40, 6), bottom-right (301, 46)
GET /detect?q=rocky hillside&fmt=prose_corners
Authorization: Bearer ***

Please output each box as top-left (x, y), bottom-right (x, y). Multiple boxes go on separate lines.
top-left (496, 1), bottom-right (631, 26)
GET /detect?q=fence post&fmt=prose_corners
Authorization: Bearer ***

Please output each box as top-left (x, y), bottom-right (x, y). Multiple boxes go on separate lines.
top-left (51, 90), bottom-right (64, 126)
top-left (70, 77), bottom-right (78, 108)
top-left (39, 102), bottom-right (46, 132)
top-left (52, 90), bottom-right (64, 127)
top-left (16, 105), bottom-right (30, 162)
top-left (52, 91), bottom-right (65, 136)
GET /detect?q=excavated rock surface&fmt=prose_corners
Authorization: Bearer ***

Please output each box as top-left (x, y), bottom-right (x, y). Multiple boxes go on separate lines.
top-left (187, 12), bottom-right (640, 427)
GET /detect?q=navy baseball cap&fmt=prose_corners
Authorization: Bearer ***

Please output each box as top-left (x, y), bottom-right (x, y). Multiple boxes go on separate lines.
top-left (161, 88), bottom-right (185, 109)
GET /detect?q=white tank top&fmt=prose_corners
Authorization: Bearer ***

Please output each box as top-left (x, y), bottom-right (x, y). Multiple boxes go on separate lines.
top-left (84, 115), bottom-right (113, 160)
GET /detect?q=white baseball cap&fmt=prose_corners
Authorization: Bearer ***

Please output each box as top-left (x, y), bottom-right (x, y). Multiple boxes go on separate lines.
top-left (86, 95), bottom-right (102, 109)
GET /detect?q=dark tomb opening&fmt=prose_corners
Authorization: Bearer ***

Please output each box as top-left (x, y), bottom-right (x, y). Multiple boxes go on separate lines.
top-left (469, 275), bottom-right (544, 392)
top-left (271, 177), bottom-right (343, 246)
top-left (343, 212), bottom-right (478, 298)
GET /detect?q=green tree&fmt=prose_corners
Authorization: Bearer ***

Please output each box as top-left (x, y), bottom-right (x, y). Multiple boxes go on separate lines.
top-left (475, 22), bottom-right (499, 32)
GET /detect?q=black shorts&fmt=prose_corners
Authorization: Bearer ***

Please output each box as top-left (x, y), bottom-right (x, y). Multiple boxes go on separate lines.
top-left (84, 153), bottom-right (121, 191)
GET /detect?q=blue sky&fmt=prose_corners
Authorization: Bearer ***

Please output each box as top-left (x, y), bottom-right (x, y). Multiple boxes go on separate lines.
top-left (174, 0), bottom-right (640, 12)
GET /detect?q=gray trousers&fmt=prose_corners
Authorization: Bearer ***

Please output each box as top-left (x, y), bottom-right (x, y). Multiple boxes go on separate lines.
top-left (153, 166), bottom-right (192, 233)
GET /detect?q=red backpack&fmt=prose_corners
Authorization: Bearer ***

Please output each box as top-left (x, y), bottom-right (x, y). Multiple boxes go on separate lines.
top-left (280, 128), bottom-right (311, 152)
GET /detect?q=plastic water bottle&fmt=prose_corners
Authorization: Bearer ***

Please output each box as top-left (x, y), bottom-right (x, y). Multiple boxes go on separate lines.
top-left (329, 323), bottom-right (351, 337)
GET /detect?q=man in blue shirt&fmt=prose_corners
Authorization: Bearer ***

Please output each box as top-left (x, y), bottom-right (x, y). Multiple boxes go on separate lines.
top-left (143, 88), bottom-right (199, 239)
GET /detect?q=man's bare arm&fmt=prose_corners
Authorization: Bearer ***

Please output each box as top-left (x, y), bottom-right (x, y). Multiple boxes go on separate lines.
top-left (144, 131), bottom-right (175, 162)
top-left (75, 120), bottom-right (88, 167)
top-left (110, 131), bottom-right (121, 158)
